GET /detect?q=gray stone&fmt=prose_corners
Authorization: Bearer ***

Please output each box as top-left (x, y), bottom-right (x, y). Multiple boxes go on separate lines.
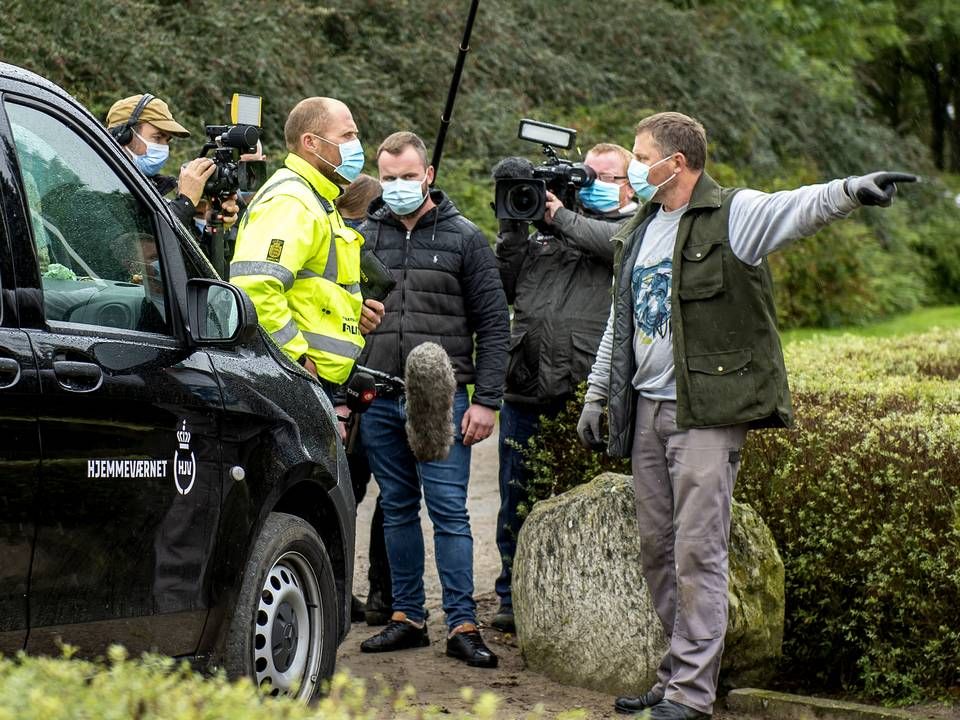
top-left (726, 689), bottom-right (924, 720)
top-left (512, 472), bottom-right (784, 697)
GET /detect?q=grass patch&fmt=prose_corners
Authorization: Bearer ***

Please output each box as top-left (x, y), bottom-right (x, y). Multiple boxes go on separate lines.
top-left (782, 305), bottom-right (960, 344)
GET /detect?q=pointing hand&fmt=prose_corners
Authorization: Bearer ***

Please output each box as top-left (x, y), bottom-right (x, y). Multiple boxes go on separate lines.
top-left (845, 172), bottom-right (918, 207)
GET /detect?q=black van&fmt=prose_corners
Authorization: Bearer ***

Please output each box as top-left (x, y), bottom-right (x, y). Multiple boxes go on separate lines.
top-left (0, 62), bottom-right (354, 701)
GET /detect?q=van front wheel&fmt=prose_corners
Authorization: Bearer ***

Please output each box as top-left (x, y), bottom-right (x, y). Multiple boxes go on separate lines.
top-left (225, 512), bottom-right (337, 701)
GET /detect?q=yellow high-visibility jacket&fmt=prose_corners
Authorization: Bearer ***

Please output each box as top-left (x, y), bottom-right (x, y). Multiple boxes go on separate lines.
top-left (231, 153), bottom-right (364, 384)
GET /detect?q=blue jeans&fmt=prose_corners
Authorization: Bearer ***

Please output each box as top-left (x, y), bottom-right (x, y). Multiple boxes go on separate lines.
top-left (362, 387), bottom-right (475, 629)
top-left (495, 398), bottom-right (566, 609)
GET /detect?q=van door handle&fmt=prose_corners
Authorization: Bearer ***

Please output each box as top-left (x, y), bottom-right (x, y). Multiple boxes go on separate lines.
top-left (0, 357), bottom-right (21, 389)
top-left (53, 360), bottom-right (103, 392)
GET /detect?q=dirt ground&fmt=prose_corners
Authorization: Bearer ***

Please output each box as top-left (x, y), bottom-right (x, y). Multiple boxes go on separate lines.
top-left (336, 422), bottom-right (750, 719)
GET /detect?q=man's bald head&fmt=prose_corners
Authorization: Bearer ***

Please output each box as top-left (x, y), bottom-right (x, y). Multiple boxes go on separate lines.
top-left (284, 97), bottom-right (351, 152)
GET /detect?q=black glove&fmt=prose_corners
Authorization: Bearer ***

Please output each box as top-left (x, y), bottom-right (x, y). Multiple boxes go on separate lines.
top-left (577, 400), bottom-right (605, 451)
top-left (844, 172), bottom-right (918, 207)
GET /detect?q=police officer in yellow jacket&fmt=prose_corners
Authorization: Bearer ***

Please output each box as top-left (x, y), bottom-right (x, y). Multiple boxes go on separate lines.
top-left (231, 97), bottom-right (384, 403)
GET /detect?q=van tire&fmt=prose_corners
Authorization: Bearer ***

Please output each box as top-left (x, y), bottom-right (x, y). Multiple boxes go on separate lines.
top-left (225, 512), bottom-right (337, 701)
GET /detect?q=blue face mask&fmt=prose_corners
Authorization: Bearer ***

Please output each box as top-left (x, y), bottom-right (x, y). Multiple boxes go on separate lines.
top-left (131, 131), bottom-right (170, 176)
top-left (578, 179), bottom-right (622, 212)
top-left (627, 156), bottom-right (676, 202)
top-left (381, 177), bottom-right (428, 216)
top-left (312, 135), bottom-right (364, 183)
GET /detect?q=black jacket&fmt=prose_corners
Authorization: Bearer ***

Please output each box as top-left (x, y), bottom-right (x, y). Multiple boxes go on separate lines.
top-left (358, 190), bottom-right (510, 409)
top-left (150, 174), bottom-right (197, 230)
top-left (496, 204), bottom-right (636, 405)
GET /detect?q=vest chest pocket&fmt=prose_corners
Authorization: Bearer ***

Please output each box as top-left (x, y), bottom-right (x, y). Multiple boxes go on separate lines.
top-left (678, 237), bottom-right (725, 301)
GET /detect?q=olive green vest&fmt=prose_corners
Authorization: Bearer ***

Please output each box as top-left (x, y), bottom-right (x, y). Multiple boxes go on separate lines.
top-left (605, 172), bottom-right (792, 457)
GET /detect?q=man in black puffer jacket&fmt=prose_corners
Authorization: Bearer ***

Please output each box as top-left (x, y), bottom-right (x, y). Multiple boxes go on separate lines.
top-left (356, 131), bottom-right (509, 669)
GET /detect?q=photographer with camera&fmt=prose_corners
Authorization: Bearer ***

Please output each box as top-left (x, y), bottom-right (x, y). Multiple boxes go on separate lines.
top-left (230, 97), bottom-right (384, 402)
top-left (106, 94), bottom-right (238, 233)
top-left (491, 136), bottom-right (637, 635)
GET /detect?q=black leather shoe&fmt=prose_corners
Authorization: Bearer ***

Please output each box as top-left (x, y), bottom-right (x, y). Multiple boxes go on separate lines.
top-left (360, 618), bottom-right (429, 653)
top-left (614, 690), bottom-right (664, 714)
top-left (351, 595), bottom-right (366, 623)
top-left (648, 699), bottom-right (711, 720)
top-left (446, 626), bottom-right (498, 668)
top-left (490, 607), bottom-right (515, 633)
top-left (365, 585), bottom-right (393, 626)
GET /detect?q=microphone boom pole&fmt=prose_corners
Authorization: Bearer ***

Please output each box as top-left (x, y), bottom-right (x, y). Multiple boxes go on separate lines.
top-left (430, 0), bottom-right (481, 185)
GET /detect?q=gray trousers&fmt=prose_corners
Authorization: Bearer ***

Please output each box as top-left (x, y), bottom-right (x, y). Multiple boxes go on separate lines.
top-left (631, 397), bottom-right (747, 715)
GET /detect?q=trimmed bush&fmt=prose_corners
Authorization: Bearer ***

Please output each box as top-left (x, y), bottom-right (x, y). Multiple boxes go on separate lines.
top-left (0, 646), bottom-right (586, 720)
top-left (523, 330), bottom-right (960, 702)
top-left (517, 386), bottom-right (627, 521)
top-left (737, 331), bottom-right (960, 702)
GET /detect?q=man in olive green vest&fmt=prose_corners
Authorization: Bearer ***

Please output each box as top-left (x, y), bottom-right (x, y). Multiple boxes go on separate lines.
top-left (577, 111), bottom-right (915, 720)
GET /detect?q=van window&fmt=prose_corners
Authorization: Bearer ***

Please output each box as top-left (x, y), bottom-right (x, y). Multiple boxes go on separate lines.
top-left (5, 102), bottom-right (170, 335)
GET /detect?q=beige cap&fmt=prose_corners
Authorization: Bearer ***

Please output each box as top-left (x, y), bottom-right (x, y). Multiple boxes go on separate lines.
top-left (106, 94), bottom-right (190, 137)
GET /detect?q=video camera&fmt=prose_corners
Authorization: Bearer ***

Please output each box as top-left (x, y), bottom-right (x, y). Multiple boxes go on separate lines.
top-left (493, 119), bottom-right (596, 221)
top-left (193, 93), bottom-right (268, 278)
top-left (197, 93), bottom-right (267, 201)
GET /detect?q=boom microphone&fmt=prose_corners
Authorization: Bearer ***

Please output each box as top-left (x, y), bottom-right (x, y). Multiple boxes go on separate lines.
top-left (491, 156), bottom-right (535, 180)
top-left (404, 342), bottom-right (457, 462)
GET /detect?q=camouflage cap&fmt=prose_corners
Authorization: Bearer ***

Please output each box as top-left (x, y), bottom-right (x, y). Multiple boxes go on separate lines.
top-left (106, 94), bottom-right (190, 137)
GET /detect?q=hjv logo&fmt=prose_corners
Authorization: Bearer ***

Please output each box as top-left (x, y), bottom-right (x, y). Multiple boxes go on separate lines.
top-left (173, 420), bottom-right (196, 495)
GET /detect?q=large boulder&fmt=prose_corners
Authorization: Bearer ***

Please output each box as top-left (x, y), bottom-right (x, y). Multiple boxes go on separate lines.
top-left (513, 472), bottom-right (784, 696)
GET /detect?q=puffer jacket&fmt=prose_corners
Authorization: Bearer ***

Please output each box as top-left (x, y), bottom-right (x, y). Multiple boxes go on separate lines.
top-left (358, 190), bottom-right (509, 409)
top-left (495, 204), bottom-right (635, 404)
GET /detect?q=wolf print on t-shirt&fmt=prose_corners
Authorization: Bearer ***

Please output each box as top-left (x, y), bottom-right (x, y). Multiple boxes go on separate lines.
top-left (633, 259), bottom-right (672, 344)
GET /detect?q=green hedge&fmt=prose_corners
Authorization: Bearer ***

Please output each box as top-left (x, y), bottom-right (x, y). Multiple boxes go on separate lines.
top-left (523, 330), bottom-right (960, 702)
top-left (737, 331), bottom-right (960, 702)
top-left (0, 646), bottom-right (585, 720)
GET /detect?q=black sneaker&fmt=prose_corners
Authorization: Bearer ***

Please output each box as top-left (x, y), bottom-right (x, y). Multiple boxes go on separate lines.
top-left (360, 612), bottom-right (429, 653)
top-left (648, 700), bottom-right (711, 720)
top-left (446, 624), bottom-right (498, 668)
top-left (490, 607), bottom-right (515, 633)
top-left (615, 690), bottom-right (664, 714)
top-left (365, 585), bottom-right (393, 626)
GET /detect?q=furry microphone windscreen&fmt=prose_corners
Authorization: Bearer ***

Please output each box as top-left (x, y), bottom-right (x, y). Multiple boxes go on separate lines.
top-left (491, 156), bottom-right (535, 179)
top-left (404, 341), bottom-right (457, 462)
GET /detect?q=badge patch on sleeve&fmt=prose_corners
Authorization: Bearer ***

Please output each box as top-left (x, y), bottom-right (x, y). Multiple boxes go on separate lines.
top-left (267, 239), bottom-right (284, 262)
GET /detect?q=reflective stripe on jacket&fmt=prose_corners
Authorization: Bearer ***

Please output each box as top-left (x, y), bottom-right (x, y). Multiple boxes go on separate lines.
top-left (231, 153), bottom-right (364, 384)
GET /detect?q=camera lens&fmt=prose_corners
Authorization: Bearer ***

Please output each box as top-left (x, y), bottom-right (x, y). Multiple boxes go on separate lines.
top-left (507, 184), bottom-right (539, 217)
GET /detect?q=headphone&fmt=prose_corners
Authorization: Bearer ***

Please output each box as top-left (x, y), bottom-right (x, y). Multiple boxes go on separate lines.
top-left (110, 93), bottom-right (155, 147)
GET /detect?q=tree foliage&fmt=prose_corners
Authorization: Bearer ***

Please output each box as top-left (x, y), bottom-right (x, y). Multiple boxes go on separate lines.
top-left (0, 0), bottom-right (957, 328)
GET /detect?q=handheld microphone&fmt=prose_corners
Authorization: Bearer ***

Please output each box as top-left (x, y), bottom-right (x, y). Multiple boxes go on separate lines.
top-left (345, 371), bottom-right (377, 415)
top-left (404, 342), bottom-right (457, 462)
top-left (342, 371), bottom-right (377, 455)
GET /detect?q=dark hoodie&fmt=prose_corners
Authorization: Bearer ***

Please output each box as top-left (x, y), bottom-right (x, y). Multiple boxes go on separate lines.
top-left (357, 190), bottom-right (509, 409)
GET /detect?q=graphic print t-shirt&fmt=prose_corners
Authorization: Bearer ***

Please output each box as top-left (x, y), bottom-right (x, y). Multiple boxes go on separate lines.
top-left (631, 204), bottom-right (686, 400)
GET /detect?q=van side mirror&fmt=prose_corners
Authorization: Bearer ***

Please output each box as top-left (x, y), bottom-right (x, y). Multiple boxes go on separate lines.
top-left (186, 279), bottom-right (259, 346)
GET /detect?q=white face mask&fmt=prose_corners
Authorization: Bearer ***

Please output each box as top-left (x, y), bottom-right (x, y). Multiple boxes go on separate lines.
top-left (627, 155), bottom-right (677, 202)
top-left (309, 134), bottom-right (364, 183)
top-left (131, 131), bottom-right (170, 176)
top-left (381, 176), bottom-right (428, 216)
